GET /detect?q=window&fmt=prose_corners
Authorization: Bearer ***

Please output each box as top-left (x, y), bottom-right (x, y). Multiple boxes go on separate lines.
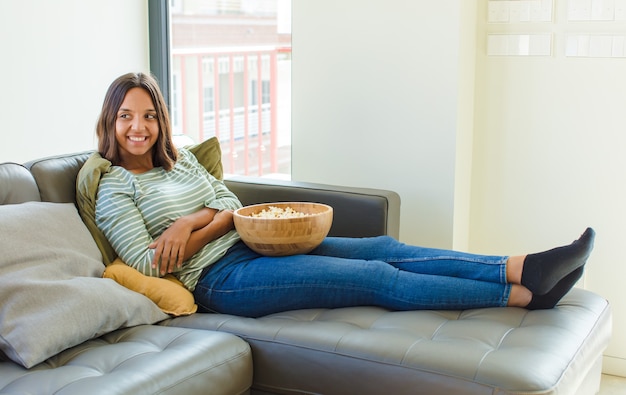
top-left (171, 72), bottom-right (183, 133)
top-left (150, 0), bottom-right (292, 179)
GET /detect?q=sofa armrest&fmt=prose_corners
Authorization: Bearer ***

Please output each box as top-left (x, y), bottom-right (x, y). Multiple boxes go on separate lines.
top-left (224, 176), bottom-right (401, 239)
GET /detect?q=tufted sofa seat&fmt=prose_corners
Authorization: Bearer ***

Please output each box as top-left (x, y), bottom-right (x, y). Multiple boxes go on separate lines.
top-left (164, 290), bottom-right (611, 395)
top-left (0, 326), bottom-right (252, 395)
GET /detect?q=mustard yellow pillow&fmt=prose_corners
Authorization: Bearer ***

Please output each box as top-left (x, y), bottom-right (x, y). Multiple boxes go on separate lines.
top-left (103, 259), bottom-right (198, 316)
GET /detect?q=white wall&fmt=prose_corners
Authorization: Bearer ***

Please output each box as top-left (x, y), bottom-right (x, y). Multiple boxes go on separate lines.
top-left (472, 0), bottom-right (626, 376)
top-left (0, 0), bottom-right (150, 163)
top-left (292, 0), bottom-right (476, 249)
top-left (453, 1), bottom-right (478, 251)
top-left (293, 0), bottom-right (625, 376)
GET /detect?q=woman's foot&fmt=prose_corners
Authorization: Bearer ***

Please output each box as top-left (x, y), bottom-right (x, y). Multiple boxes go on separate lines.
top-left (521, 227), bottom-right (595, 295)
top-left (526, 266), bottom-right (584, 310)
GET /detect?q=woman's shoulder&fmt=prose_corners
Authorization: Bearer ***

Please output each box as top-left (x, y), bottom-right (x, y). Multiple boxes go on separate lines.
top-left (175, 147), bottom-right (203, 170)
top-left (99, 166), bottom-right (135, 190)
top-left (177, 147), bottom-right (196, 162)
top-left (102, 165), bottom-right (133, 178)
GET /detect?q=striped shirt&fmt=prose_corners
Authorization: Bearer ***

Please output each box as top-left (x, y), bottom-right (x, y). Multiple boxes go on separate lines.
top-left (95, 148), bottom-right (241, 291)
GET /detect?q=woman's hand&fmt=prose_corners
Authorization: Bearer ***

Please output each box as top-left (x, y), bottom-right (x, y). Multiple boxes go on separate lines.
top-left (148, 208), bottom-right (234, 276)
top-left (149, 218), bottom-right (194, 275)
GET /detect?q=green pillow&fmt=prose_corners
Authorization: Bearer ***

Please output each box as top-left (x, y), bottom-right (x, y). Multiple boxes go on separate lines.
top-left (187, 136), bottom-right (223, 180)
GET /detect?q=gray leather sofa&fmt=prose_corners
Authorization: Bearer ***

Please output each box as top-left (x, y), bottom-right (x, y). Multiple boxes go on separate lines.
top-left (0, 151), bottom-right (612, 395)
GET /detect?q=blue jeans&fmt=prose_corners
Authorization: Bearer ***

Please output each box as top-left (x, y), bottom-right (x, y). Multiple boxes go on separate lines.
top-left (193, 236), bottom-right (511, 317)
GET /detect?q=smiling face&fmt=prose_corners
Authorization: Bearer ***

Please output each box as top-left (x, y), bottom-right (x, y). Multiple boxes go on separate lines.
top-left (115, 87), bottom-right (159, 172)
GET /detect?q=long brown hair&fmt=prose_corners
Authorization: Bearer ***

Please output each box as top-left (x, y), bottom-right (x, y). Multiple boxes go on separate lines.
top-left (96, 72), bottom-right (177, 170)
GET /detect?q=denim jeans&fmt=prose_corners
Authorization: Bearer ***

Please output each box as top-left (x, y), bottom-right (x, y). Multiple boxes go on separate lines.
top-left (193, 236), bottom-right (511, 317)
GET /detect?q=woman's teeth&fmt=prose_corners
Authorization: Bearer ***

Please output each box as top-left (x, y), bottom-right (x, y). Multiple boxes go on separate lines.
top-left (129, 136), bottom-right (146, 142)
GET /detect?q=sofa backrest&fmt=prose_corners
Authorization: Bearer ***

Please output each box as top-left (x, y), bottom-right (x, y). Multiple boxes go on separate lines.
top-left (25, 152), bottom-right (93, 204)
top-left (0, 162), bottom-right (41, 205)
top-left (0, 151), bottom-right (92, 207)
top-left (2, 151), bottom-right (401, 238)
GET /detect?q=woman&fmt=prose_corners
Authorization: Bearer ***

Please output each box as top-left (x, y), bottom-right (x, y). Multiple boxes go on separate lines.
top-left (94, 72), bottom-right (595, 318)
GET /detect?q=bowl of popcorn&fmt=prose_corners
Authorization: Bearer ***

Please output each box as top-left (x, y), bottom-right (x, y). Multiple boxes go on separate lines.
top-left (233, 202), bottom-right (333, 256)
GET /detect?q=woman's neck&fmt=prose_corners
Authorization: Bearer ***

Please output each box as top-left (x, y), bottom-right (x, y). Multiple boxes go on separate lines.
top-left (119, 157), bottom-right (154, 174)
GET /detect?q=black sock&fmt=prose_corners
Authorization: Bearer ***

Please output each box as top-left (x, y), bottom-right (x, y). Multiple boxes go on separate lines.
top-left (526, 266), bottom-right (584, 310)
top-left (521, 227), bottom-right (595, 295)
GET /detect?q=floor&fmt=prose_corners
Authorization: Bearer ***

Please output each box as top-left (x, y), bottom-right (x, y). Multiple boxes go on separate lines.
top-left (600, 374), bottom-right (626, 394)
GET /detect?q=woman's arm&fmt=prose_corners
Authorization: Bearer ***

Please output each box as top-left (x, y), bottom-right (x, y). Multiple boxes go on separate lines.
top-left (185, 209), bottom-right (235, 258)
top-left (96, 171), bottom-right (163, 277)
top-left (148, 207), bottom-right (235, 275)
top-left (148, 158), bottom-right (242, 274)
top-left (106, 149), bottom-right (243, 276)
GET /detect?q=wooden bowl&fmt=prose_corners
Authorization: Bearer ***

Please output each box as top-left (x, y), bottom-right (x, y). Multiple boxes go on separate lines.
top-left (233, 202), bottom-right (333, 256)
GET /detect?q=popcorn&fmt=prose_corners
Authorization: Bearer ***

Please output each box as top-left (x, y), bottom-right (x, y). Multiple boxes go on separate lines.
top-left (250, 206), bottom-right (310, 218)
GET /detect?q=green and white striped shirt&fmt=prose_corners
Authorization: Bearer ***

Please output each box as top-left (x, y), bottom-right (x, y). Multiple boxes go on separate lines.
top-left (95, 148), bottom-right (241, 291)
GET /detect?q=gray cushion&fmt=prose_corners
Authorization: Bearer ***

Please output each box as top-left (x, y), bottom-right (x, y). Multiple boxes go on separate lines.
top-left (0, 202), bottom-right (168, 368)
top-left (0, 325), bottom-right (253, 395)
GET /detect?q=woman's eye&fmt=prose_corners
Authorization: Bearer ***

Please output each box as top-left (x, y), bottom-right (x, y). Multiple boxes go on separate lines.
top-left (119, 114), bottom-right (130, 119)
top-left (146, 114), bottom-right (156, 119)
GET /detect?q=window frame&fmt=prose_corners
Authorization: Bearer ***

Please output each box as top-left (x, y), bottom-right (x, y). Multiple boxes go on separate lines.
top-left (148, 0), bottom-right (171, 108)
